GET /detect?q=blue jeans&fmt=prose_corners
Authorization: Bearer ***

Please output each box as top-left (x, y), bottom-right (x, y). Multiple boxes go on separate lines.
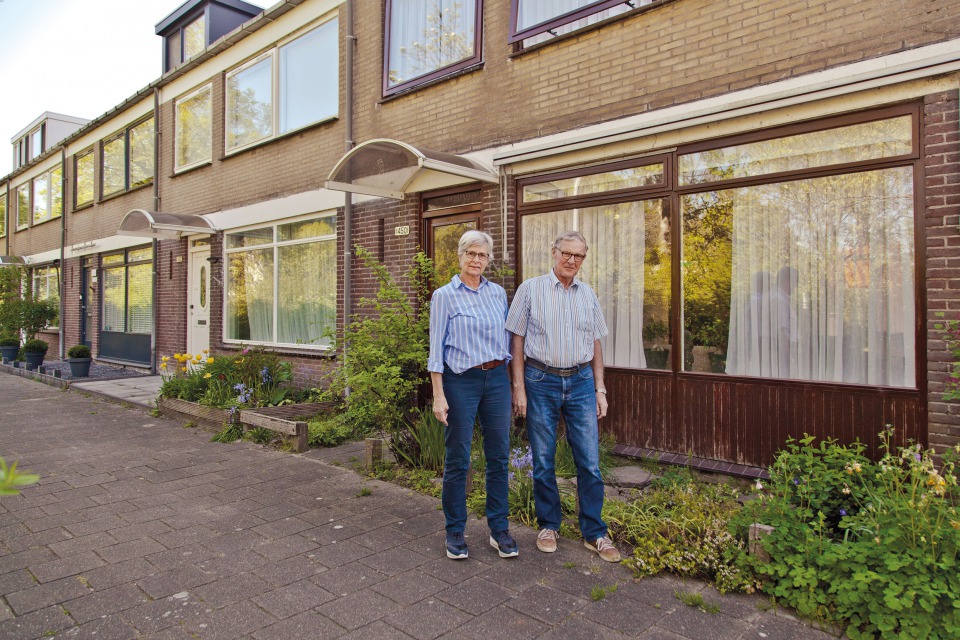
top-left (441, 364), bottom-right (511, 534)
top-left (524, 363), bottom-right (608, 541)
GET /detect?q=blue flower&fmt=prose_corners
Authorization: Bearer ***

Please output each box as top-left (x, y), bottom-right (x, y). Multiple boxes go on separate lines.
top-left (839, 509), bottom-right (847, 517)
top-left (793, 478), bottom-right (800, 486)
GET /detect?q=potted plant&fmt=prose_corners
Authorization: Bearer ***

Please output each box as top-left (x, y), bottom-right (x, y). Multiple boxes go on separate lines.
top-left (642, 319), bottom-right (670, 369)
top-left (22, 339), bottom-right (48, 371)
top-left (0, 335), bottom-right (19, 363)
top-left (66, 344), bottom-right (92, 378)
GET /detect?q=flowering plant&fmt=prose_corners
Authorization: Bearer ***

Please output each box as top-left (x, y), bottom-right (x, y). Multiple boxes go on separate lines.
top-left (934, 313), bottom-right (960, 401)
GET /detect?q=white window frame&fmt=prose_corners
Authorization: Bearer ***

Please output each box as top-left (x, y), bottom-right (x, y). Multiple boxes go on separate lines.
top-left (31, 265), bottom-right (60, 330)
top-left (175, 83), bottom-right (213, 172)
top-left (32, 165), bottom-right (63, 225)
top-left (223, 211), bottom-right (338, 350)
top-left (224, 18), bottom-right (339, 155)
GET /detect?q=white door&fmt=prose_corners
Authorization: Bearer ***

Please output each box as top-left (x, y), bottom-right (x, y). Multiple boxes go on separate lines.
top-left (188, 248), bottom-right (211, 355)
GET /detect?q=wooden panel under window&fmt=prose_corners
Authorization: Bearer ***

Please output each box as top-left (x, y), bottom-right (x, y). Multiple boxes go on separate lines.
top-left (603, 371), bottom-right (923, 468)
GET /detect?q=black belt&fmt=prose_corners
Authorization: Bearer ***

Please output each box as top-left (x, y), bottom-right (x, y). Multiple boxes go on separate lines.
top-left (525, 358), bottom-right (590, 377)
top-left (473, 359), bottom-right (505, 370)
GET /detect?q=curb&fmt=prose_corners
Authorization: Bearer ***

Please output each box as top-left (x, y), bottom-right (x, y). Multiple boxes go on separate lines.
top-left (0, 362), bottom-right (70, 389)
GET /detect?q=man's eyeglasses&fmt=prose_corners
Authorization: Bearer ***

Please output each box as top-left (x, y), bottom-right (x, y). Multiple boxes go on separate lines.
top-left (464, 251), bottom-right (490, 262)
top-left (557, 250), bottom-right (586, 263)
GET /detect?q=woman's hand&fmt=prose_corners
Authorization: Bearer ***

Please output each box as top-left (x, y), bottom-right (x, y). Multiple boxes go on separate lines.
top-left (433, 394), bottom-right (449, 426)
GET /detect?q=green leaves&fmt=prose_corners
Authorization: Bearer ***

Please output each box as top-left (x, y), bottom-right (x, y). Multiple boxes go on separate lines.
top-left (0, 456), bottom-right (40, 496)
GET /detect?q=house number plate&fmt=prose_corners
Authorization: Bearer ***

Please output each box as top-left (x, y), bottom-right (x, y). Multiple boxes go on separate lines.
top-left (394, 225), bottom-right (410, 236)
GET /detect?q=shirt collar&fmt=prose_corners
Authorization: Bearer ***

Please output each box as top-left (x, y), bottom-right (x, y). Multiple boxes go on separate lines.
top-left (452, 274), bottom-right (488, 291)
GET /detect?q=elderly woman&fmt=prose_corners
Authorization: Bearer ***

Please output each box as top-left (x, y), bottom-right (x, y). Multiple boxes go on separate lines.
top-left (428, 230), bottom-right (516, 560)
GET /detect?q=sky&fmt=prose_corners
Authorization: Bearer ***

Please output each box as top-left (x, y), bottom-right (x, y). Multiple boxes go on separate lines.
top-left (0, 0), bottom-right (260, 178)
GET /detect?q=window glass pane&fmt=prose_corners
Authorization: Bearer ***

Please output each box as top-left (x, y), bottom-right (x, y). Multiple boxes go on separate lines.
top-left (102, 135), bottom-right (126, 195)
top-left (103, 266), bottom-right (126, 332)
top-left (522, 163), bottom-right (664, 202)
top-left (167, 30), bottom-right (182, 69)
top-left (129, 118), bottom-right (154, 188)
top-left (32, 267), bottom-right (60, 327)
top-left (29, 128), bottom-right (42, 160)
top-left (50, 166), bottom-right (62, 218)
top-left (227, 249), bottom-right (274, 341)
top-left (678, 115), bottom-right (913, 186)
top-left (183, 15), bottom-right (205, 59)
top-left (278, 239), bottom-right (335, 346)
top-left (521, 198), bottom-right (671, 369)
top-left (0, 196), bottom-right (6, 237)
top-left (226, 55), bottom-right (274, 150)
top-left (127, 263), bottom-right (153, 333)
top-left (278, 215), bottom-right (336, 241)
top-left (516, 0), bottom-right (638, 45)
top-left (279, 19), bottom-right (339, 133)
top-left (128, 247), bottom-right (152, 262)
top-left (175, 85), bottom-right (212, 169)
top-left (681, 167), bottom-right (915, 386)
top-left (32, 174), bottom-right (49, 223)
top-left (102, 253), bottom-right (125, 266)
top-left (227, 227), bottom-right (273, 248)
top-left (387, 0), bottom-right (477, 88)
top-left (76, 152), bottom-right (95, 206)
top-left (17, 185), bottom-right (30, 228)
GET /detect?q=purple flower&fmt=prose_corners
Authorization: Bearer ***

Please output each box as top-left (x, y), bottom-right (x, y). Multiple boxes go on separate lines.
top-left (793, 478), bottom-right (800, 486)
top-left (839, 509), bottom-right (847, 517)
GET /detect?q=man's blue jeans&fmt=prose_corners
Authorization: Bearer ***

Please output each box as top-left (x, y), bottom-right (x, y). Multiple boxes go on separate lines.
top-left (441, 364), bottom-right (511, 534)
top-left (524, 363), bottom-right (608, 541)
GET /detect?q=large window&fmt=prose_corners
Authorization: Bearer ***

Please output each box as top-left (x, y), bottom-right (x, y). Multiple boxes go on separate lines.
top-left (166, 13), bottom-right (206, 71)
top-left (509, 0), bottom-right (653, 46)
top-left (0, 192), bottom-right (6, 238)
top-left (516, 107), bottom-right (919, 388)
top-left (225, 214), bottom-right (337, 348)
top-left (175, 84), bottom-right (213, 171)
top-left (16, 184), bottom-right (29, 230)
top-left (102, 248), bottom-right (153, 334)
top-left (32, 166), bottom-right (63, 225)
top-left (519, 161), bottom-right (671, 369)
top-left (384, 0), bottom-right (482, 95)
top-left (75, 149), bottom-right (95, 207)
top-left (225, 19), bottom-right (339, 152)
top-left (31, 266), bottom-right (60, 328)
top-left (102, 118), bottom-right (155, 197)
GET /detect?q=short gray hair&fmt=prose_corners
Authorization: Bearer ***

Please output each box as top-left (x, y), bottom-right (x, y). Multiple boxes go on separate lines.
top-left (553, 230), bottom-right (588, 253)
top-left (458, 230), bottom-right (494, 260)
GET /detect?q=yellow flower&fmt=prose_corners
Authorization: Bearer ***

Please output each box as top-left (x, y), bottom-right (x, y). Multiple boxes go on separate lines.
top-left (851, 462), bottom-right (862, 474)
top-left (203, 373), bottom-right (212, 379)
top-left (183, 353), bottom-right (192, 360)
top-left (181, 366), bottom-right (188, 372)
top-left (161, 356), bottom-right (169, 362)
top-left (206, 357), bottom-right (214, 364)
top-left (842, 485), bottom-right (851, 495)
top-left (203, 349), bottom-right (209, 354)
top-left (160, 363), bottom-right (167, 370)
top-left (235, 358), bottom-right (244, 364)
top-left (174, 353), bottom-right (181, 359)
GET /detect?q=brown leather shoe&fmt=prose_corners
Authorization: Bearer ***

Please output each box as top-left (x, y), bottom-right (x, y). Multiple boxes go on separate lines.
top-left (584, 536), bottom-right (621, 563)
top-left (536, 528), bottom-right (558, 553)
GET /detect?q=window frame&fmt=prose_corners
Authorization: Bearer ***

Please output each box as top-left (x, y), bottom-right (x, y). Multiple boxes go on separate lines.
top-left (174, 83), bottom-right (214, 172)
top-left (0, 190), bottom-right (7, 238)
top-left (31, 265), bottom-right (61, 330)
top-left (15, 184), bottom-right (30, 230)
top-left (99, 116), bottom-right (155, 199)
top-left (28, 125), bottom-right (44, 161)
top-left (165, 10), bottom-right (206, 71)
top-left (509, 0), bottom-right (642, 44)
top-left (382, 0), bottom-right (484, 97)
top-left (101, 247), bottom-right (153, 335)
top-left (223, 211), bottom-right (338, 350)
top-left (74, 148), bottom-right (95, 208)
top-left (224, 18), bottom-right (340, 155)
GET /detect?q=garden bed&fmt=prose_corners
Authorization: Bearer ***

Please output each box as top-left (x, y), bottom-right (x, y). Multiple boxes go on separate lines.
top-left (239, 401), bottom-right (335, 453)
top-left (156, 397), bottom-right (236, 429)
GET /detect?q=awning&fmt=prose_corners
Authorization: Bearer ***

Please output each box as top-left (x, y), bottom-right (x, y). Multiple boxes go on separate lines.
top-left (118, 209), bottom-right (218, 239)
top-left (0, 256), bottom-right (26, 266)
top-left (325, 139), bottom-right (498, 200)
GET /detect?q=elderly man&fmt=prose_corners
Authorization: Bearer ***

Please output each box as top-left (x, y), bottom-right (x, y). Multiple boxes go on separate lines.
top-left (505, 230), bottom-right (621, 563)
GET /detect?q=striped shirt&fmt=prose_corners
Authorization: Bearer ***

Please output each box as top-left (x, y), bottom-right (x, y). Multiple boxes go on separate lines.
top-left (505, 270), bottom-right (608, 368)
top-left (428, 275), bottom-right (512, 374)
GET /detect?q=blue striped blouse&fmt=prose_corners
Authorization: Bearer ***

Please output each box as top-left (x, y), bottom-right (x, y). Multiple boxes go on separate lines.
top-left (428, 275), bottom-right (512, 374)
top-left (505, 270), bottom-right (609, 368)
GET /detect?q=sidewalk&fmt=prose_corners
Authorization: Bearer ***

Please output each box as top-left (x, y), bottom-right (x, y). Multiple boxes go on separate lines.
top-left (0, 374), bottom-right (837, 639)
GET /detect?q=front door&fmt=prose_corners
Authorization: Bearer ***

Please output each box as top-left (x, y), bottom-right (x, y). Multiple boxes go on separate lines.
top-left (188, 246), bottom-right (211, 355)
top-left (80, 267), bottom-right (94, 348)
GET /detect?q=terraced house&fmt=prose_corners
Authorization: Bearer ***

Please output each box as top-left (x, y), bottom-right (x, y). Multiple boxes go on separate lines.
top-left (2, 0), bottom-right (958, 472)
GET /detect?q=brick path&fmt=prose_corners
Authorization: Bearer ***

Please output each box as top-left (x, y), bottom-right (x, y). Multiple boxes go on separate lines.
top-left (0, 374), bottom-right (836, 639)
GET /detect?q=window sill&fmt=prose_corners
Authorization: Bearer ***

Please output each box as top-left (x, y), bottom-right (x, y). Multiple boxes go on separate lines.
top-left (73, 202), bottom-right (95, 213)
top-left (380, 62), bottom-right (484, 104)
top-left (221, 340), bottom-right (335, 358)
top-left (98, 181), bottom-right (152, 205)
top-left (171, 160), bottom-right (213, 178)
top-left (221, 115), bottom-right (339, 161)
top-left (29, 215), bottom-right (62, 229)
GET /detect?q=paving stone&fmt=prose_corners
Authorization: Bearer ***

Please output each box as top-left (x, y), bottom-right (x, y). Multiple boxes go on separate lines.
top-left (97, 537), bottom-right (168, 563)
top-left (310, 561), bottom-right (389, 596)
top-left (252, 610), bottom-right (346, 640)
top-left (183, 599), bottom-right (278, 638)
top-left (383, 597), bottom-right (473, 640)
top-left (146, 542), bottom-right (221, 571)
top-left (656, 604), bottom-right (751, 640)
top-left (155, 524), bottom-right (220, 549)
top-left (311, 539), bottom-right (374, 568)
top-left (137, 565), bottom-right (216, 599)
top-left (0, 547), bottom-right (57, 574)
top-left (193, 571), bottom-right (273, 608)
top-left (58, 613), bottom-right (141, 639)
top-left (62, 582), bottom-right (152, 624)
top-left (254, 553), bottom-right (329, 588)
top-left (339, 619), bottom-right (417, 640)
top-left (196, 548), bottom-right (270, 578)
top-left (253, 579), bottom-right (336, 619)
top-left (317, 589), bottom-right (402, 630)
top-left (123, 591), bottom-right (209, 635)
top-left (80, 557), bottom-right (158, 591)
top-left (505, 584), bottom-right (589, 624)
top-left (251, 516), bottom-right (313, 539)
top-left (6, 575), bottom-right (91, 615)
top-left (541, 613), bottom-right (632, 640)
top-left (254, 533), bottom-right (320, 561)
top-left (0, 604), bottom-right (75, 639)
top-left (3, 525), bottom-right (73, 553)
top-left (0, 568), bottom-right (39, 595)
top-left (348, 524), bottom-right (416, 551)
top-left (460, 606), bottom-right (544, 640)
top-left (435, 576), bottom-right (516, 615)
top-left (357, 545), bottom-right (432, 576)
top-left (30, 550), bottom-right (106, 583)
top-left (750, 613), bottom-right (840, 639)
top-left (371, 570), bottom-right (450, 605)
top-left (606, 465), bottom-right (655, 488)
top-left (580, 593), bottom-right (668, 634)
top-left (109, 519), bottom-right (175, 543)
top-left (49, 532), bottom-right (119, 558)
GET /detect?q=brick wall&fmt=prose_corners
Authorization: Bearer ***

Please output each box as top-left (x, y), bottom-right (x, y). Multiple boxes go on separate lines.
top-left (155, 237), bottom-right (189, 361)
top-left (924, 90), bottom-right (960, 451)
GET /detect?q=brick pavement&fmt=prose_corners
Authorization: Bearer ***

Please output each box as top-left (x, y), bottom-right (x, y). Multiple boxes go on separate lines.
top-left (0, 374), bottom-right (837, 639)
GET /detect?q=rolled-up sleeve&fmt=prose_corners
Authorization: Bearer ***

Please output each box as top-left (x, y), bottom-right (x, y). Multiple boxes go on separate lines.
top-left (427, 288), bottom-right (449, 373)
top-left (505, 281), bottom-right (530, 337)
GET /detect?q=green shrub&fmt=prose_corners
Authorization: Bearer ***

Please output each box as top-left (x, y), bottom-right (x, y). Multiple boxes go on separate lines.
top-left (22, 339), bottom-right (48, 354)
top-left (391, 405), bottom-right (445, 473)
top-left (159, 348), bottom-right (292, 411)
top-left (734, 430), bottom-right (960, 639)
top-left (555, 432), bottom-right (615, 480)
top-left (0, 335), bottom-right (19, 347)
top-left (67, 345), bottom-right (91, 359)
top-left (307, 413), bottom-right (355, 447)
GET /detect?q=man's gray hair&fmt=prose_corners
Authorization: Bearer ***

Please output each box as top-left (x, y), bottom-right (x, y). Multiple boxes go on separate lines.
top-left (458, 230), bottom-right (494, 260)
top-left (553, 230), bottom-right (588, 252)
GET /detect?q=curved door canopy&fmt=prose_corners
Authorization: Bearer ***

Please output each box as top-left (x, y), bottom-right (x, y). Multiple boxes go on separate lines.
top-left (325, 139), bottom-right (498, 200)
top-left (118, 209), bottom-right (218, 239)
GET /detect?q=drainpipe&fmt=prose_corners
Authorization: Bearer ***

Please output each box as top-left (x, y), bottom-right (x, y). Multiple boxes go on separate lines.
top-left (3, 181), bottom-right (8, 256)
top-left (342, 0), bottom-right (355, 397)
top-left (150, 87), bottom-right (161, 375)
top-left (59, 147), bottom-right (66, 361)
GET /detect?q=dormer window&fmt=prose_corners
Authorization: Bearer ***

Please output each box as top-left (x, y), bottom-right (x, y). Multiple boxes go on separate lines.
top-left (157, 0), bottom-right (262, 73)
top-left (166, 13), bottom-right (206, 70)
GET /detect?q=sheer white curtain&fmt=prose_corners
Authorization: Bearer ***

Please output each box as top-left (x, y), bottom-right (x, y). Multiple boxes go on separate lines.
top-left (725, 167), bottom-right (915, 386)
top-left (517, 0), bottom-right (637, 39)
top-left (521, 202), bottom-right (647, 368)
top-left (277, 241), bottom-right (335, 346)
top-left (387, 0), bottom-right (476, 86)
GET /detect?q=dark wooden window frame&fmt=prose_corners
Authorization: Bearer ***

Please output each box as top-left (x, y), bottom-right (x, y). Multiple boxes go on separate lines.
top-left (515, 103), bottom-right (924, 388)
top-left (382, 0), bottom-right (484, 97)
top-left (99, 116), bottom-right (155, 202)
top-left (74, 147), bottom-right (96, 210)
top-left (509, 0), bottom-right (649, 44)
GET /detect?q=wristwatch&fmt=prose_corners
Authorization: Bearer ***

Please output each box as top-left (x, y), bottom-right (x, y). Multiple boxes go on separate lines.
top-left (595, 388), bottom-right (607, 394)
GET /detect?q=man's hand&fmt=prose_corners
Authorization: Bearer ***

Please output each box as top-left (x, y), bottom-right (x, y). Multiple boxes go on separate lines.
top-left (513, 387), bottom-right (527, 418)
top-left (596, 391), bottom-right (608, 419)
top-left (433, 395), bottom-right (449, 426)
